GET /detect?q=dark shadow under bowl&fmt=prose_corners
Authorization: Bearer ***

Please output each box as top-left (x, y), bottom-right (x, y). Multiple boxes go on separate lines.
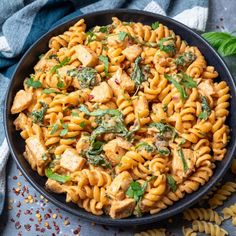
top-left (4, 9), bottom-right (236, 226)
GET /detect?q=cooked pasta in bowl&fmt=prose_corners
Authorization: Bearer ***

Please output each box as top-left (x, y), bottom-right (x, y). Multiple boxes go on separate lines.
top-left (5, 10), bottom-right (236, 225)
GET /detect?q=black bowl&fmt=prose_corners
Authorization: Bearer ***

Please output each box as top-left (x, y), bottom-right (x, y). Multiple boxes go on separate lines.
top-left (4, 9), bottom-right (236, 226)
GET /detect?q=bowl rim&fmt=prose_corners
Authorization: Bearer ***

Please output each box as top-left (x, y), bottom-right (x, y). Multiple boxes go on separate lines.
top-left (4, 8), bottom-right (236, 226)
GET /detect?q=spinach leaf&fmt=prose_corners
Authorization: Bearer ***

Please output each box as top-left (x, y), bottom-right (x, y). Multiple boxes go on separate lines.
top-left (151, 21), bottom-right (160, 30)
top-left (45, 168), bottom-right (70, 183)
top-left (158, 37), bottom-right (176, 54)
top-left (180, 72), bottom-right (197, 88)
top-left (167, 174), bottom-right (177, 192)
top-left (99, 26), bottom-right (108, 33)
top-left (86, 30), bottom-right (96, 44)
top-left (198, 96), bottom-right (211, 120)
top-left (57, 81), bottom-right (65, 89)
top-left (177, 148), bottom-right (189, 173)
top-left (135, 142), bottom-right (155, 153)
top-left (26, 75), bottom-right (42, 88)
top-left (99, 55), bottom-right (109, 77)
top-left (42, 88), bottom-right (57, 94)
top-left (60, 123), bottom-right (68, 137)
top-left (32, 102), bottom-right (48, 124)
top-left (50, 57), bottom-right (70, 74)
top-left (175, 52), bottom-right (196, 68)
top-left (50, 124), bottom-right (59, 135)
top-left (126, 181), bottom-right (147, 202)
top-left (157, 147), bottom-right (170, 156)
top-left (118, 31), bottom-right (128, 41)
top-left (68, 67), bottom-right (98, 89)
top-left (131, 56), bottom-right (145, 86)
top-left (149, 122), bottom-right (174, 136)
top-left (164, 74), bottom-right (188, 100)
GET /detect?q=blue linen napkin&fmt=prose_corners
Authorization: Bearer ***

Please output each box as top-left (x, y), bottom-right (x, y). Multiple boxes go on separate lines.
top-left (0, 0), bottom-right (208, 214)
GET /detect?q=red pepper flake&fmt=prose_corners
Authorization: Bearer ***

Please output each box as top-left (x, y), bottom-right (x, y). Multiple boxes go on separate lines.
top-left (13, 176), bottom-right (17, 180)
top-left (29, 218), bottom-right (34, 222)
top-left (16, 210), bottom-right (21, 218)
top-left (24, 224), bottom-right (31, 231)
top-left (16, 201), bottom-right (21, 207)
top-left (73, 226), bottom-right (81, 235)
top-left (48, 208), bottom-right (52, 214)
top-left (52, 233), bottom-right (56, 236)
top-left (40, 228), bottom-right (46, 233)
top-left (44, 213), bottom-right (51, 220)
top-left (115, 79), bottom-right (120, 85)
top-left (53, 221), bottom-right (60, 234)
top-left (12, 187), bottom-right (21, 196)
top-left (17, 232), bottom-right (22, 236)
top-left (24, 209), bottom-right (32, 215)
top-left (15, 221), bottom-right (21, 229)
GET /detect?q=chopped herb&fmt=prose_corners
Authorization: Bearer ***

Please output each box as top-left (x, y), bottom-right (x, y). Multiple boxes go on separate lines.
top-left (135, 142), bottom-right (155, 153)
top-left (149, 122), bottom-right (175, 136)
top-left (131, 56), bottom-right (145, 86)
top-left (167, 175), bottom-right (177, 192)
top-left (177, 148), bottom-right (189, 172)
top-left (158, 37), bottom-right (176, 54)
top-left (60, 123), bottom-right (68, 137)
top-left (151, 21), bottom-right (160, 30)
top-left (31, 101), bottom-right (48, 124)
top-left (50, 124), bottom-right (59, 135)
top-left (175, 52), bottom-right (196, 68)
top-left (42, 88), bottom-right (57, 94)
top-left (45, 168), bottom-right (70, 183)
top-left (157, 147), bottom-right (170, 156)
top-left (164, 74), bottom-right (188, 100)
top-left (86, 30), bottom-right (96, 44)
top-left (50, 57), bottom-right (70, 74)
top-left (26, 75), bottom-right (42, 88)
top-left (126, 181), bottom-right (147, 202)
top-left (198, 96), bottom-right (211, 120)
top-left (57, 81), bottom-right (65, 89)
top-left (99, 26), bottom-right (108, 33)
top-left (99, 55), bottom-right (109, 77)
top-left (180, 72), bottom-right (197, 88)
top-left (118, 31), bottom-right (128, 41)
top-left (71, 112), bottom-right (79, 117)
top-left (79, 122), bottom-right (86, 129)
top-left (68, 67), bottom-right (98, 89)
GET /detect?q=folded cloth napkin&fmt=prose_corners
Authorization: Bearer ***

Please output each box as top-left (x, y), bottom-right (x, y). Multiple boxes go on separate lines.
top-left (0, 0), bottom-right (208, 214)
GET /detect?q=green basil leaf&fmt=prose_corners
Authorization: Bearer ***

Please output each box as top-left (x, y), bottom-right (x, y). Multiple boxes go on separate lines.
top-left (50, 57), bottom-right (70, 74)
top-left (202, 32), bottom-right (232, 49)
top-left (218, 37), bottom-right (236, 56)
top-left (131, 56), bottom-right (145, 86)
top-left (99, 55), bottom-right (109, 77)
top-left (26, 75), bottom-right (42, 88)
top-left (50, 124), bottom-right (59, 135)
top-left (45, 168), bottom-right (70, 183)
top-left (164, 74), bottom-right (188, 100)
top-left (118, 31), bottom-right (128, 41)
top-left (42, 88), bottom-right (57, 94)
top-left (178, 148), bottom-right (189, 173)
top-left (167, 174), bottom-right (177, 192)
top-left (180, 72), bottom-right (197, 88)
top-left (151, 21), bottom-right (160, 30)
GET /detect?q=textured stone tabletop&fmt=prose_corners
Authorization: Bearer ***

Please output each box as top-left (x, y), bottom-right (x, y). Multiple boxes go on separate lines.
top-left (1, 1), bottom-right (236, 235)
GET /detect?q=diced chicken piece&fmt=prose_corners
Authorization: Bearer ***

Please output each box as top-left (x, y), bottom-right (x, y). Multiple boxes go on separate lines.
top-left (107, 34), bottom-right (126, 48)
top-left (108, 68), bottom-right (135, 95)
top-left (45, 179), bottom-right (65, 194)
top-left (76, 133), bottom-right (90, 155)
top-left (109, 198), bottom-right (135, 219)
top-left (34, 49), bottom-right (58, 71)
top-left (106, 171), bottom-right (133, 200)
top-left (133, 95), bottom-right (149, 115)
top-left (60, 149), bottom-right (86, 172)
top-left (198, 80), bottom-right (215, 97)
top-left (74, 45), bottom-right (98, 67)
top-left (25, 136), bottom-right (49, 176)
top-left (13, 113), bottom-right (28, 130)
top-left (90, 81), bottom-right (113, 103)
top-left (11, 90), bottom-right (33, 114)
top-left (171, 148), bottom-right (196, 183)
top-left (122, 45), bottom-right (142, 61)
top-left (103, 138), bottom-right (132, 166)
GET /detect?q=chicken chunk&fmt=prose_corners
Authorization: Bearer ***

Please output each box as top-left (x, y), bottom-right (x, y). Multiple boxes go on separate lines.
top-left (11, 90), bottom-right (33, 114)
top-left (45, 179), bottom-right (65, 194)
top-left (107, 34), bottom-right (126, 48)
top-left (76, 133), bottom-right (90, 155)
top-left (171, 148), bottom-right (196, 183)
top-left (60, 149), bottom-right (86, 172)
top-left (122, 45), bottom-right (142, 61)
top-left (25, 136), bottom-right (50, 176)
top-left (106, 171), bottom-right (133, 200)
top-left (109, 198), bottom-right (135, 219)
top-left (103, 137), bottom-right (132, 166)
top-left (74, 45), bottom-right (98, 67)
top-left (90, 81), bottom-right (113, 103)
top-left (198, 80), bottom-right (215, 97)
top-left (108, 68), bottom-right (135, 95)
top-left (133, 95), bottom-right (149, 115)
top-left (13, 113), bottom-right (28, 130)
